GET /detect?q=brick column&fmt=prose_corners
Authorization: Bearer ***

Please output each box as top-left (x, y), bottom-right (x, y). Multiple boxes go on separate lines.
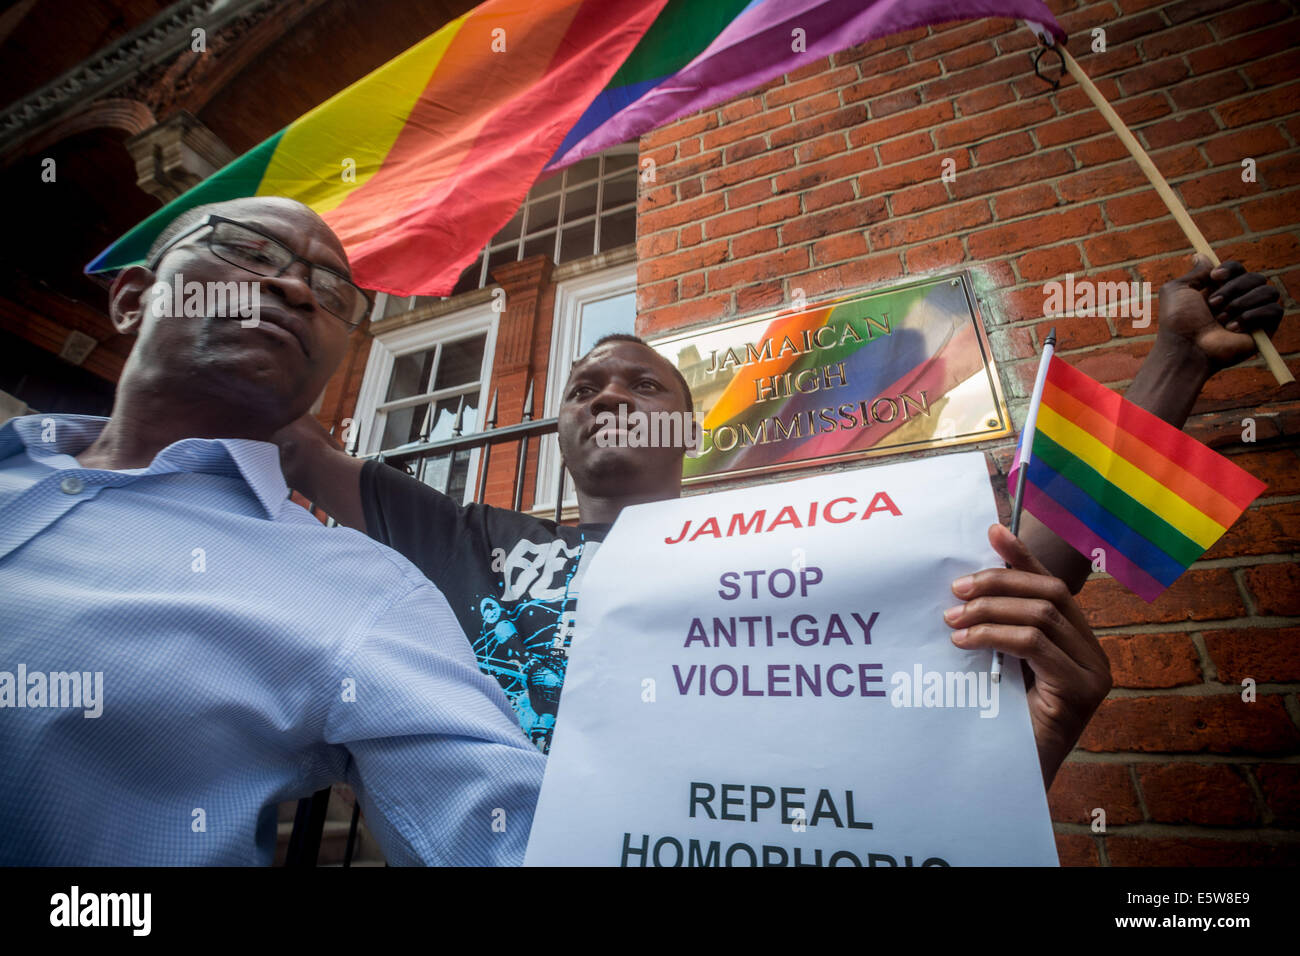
top-left (485, 255), bottom-right (553, 509)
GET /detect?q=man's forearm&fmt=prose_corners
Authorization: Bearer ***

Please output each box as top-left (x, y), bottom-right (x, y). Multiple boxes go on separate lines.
top-left (1124, 332), bottom-right (1215, 427)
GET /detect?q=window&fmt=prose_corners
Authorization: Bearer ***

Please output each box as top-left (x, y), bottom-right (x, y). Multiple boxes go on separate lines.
top-left (532, 262), bottom-right (637, 512)
top-left (375, 294), bottom-right (441, 322)
top-left (355, 145), bottom-right (639, 511)
top-left (449, 148), bottom-right (639, 296)
top-left (370, 148), bottom-right (637, 321)
top-left (351, 305), bottom-right (497, 504)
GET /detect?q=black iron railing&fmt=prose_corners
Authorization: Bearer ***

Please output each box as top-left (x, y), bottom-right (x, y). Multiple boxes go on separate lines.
top-left (282, 380), bottom-right (564, 866)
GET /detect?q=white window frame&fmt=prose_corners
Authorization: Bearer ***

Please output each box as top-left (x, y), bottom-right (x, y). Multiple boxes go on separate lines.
top-left (461, 144), bottom-right (639, 295)
top-left (531, 261), bottom-right (637, 513)
top-left (373, 291), bottom-right (442, 322)
top-left (352, 303), bottom-right (498, 504)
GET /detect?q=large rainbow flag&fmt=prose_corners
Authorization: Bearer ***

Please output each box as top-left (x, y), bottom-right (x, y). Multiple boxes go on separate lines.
top-left (547, 0), bottom-right (1062, 172)
top-left (85, 0), bottom-right (668, 297)
top-left (1009, 355), bottom-right (1267, 602)
top-left (86, 0), bottom-right (1064, 297)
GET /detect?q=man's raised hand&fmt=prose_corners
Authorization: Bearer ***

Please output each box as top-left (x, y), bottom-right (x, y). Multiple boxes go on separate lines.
top-left (1158, 255), bottom-right (1284, 371)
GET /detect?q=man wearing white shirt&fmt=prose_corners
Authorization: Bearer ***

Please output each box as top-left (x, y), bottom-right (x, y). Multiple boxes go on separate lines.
top-left (0, 196), bottom-right (544, 865)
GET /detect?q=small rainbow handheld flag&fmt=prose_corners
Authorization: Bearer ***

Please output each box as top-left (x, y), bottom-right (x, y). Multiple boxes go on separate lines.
top-left (1008, 353), bottom-right (1266, 602)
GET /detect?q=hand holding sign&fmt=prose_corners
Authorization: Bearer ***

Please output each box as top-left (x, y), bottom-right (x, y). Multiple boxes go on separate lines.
top-left (945, 525), bottom-right (1112, 787)
top-left (525, 452), bottom-right (1061, 866)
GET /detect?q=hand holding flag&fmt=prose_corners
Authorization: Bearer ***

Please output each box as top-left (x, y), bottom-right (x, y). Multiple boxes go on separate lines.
top-left (1009, 353), bottom-right (1268, 604)
top-left (947, 524), bottom-right (1111, 786)
top-left (1157, 256), bottom-right (1286, 375)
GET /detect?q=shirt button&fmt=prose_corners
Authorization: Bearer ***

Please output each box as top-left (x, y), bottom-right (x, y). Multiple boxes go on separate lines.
top-left (59, 476), bottom-right (85, 495)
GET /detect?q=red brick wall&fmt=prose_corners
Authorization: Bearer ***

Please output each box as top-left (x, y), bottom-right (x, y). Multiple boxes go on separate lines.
top-left (633, 0), bottom-right (1300, 865)
top-left (476, 258), bottom-right (560, 510)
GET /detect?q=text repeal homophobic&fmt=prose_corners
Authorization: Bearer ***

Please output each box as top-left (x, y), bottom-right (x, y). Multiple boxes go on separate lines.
top-left (620, 781), bottom-right (951, 867)
top-left (524, 453), bottom-right (1058, 866)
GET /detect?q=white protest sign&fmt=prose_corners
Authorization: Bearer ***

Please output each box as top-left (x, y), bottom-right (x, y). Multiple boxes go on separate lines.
top-left (524, 451), bottom-right (1058, 866)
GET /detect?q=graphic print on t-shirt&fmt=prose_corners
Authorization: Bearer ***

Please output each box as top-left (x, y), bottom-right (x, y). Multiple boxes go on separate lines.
top-left (358, 461), bottom-right (612, 755)
top-left (469, 535), bottom-right (600, 752)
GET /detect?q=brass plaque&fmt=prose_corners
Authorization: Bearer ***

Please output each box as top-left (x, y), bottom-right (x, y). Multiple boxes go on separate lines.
top-left (649, 272), bottom-right (1011, 483)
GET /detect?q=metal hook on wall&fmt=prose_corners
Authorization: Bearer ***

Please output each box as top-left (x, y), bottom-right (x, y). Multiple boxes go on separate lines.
top-left (1032, 44), bottom-right (1065, 91)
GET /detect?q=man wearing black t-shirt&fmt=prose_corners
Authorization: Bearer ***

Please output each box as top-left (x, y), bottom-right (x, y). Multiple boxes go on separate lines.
top-left (279, 335), bottom-right (693, 752)
top-left (358, 463), bottom-right (611, 752)
top-left (277, 257), bottom-right (1284, 783)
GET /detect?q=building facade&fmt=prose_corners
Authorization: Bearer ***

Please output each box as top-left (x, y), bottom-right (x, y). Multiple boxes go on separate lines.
top-left (3, 0), bottom-right (1298, 865)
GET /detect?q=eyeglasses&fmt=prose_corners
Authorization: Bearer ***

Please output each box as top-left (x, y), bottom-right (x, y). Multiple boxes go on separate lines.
top-left (147, 215), bottom-right (372, 329)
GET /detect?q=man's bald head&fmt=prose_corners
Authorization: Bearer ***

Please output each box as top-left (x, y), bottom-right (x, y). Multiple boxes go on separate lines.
top-left (147, 202), bottom-right (224, 266)
top-left (146, 197), bottom-right (349, 275)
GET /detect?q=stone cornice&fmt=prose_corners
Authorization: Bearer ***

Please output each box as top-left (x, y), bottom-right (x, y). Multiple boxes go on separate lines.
top-left (0, 0), bottom-right (277, 155)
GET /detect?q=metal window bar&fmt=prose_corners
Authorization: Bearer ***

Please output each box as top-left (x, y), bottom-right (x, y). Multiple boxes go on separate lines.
top-left (283, 379), bottom-right (565, 867)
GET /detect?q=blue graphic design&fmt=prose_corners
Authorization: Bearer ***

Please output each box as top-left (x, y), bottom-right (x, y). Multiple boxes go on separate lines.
top-left (471, 596), bottom-right (567, 751)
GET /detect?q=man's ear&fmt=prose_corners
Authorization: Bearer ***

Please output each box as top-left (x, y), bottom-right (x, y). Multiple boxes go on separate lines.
top-left (108, 265), bottom-right (157, 335)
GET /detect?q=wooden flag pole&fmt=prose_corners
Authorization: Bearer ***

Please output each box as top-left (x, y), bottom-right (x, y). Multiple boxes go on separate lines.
top-left (1055, 44), bottom-right (1294, 385)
